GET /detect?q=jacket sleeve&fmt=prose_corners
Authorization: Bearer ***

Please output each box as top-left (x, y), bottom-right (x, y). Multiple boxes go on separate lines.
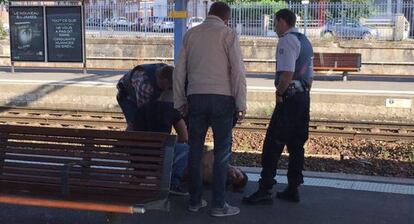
top-left (173, 37), bottom-right (188, 109)
top-left (226, 30), bottom-right (247, 112)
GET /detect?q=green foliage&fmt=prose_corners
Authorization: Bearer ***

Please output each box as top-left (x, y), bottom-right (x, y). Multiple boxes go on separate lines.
top-left (409, 144), bottom-right (414, 162)
top-left (0, 21), bottom-right (6, 39)
top-left (226, 0), bottom-right (375, 22)
top-left (263, 106), bottom-right (274, 117)
top-left (230, 1), bottom-right (288, 20)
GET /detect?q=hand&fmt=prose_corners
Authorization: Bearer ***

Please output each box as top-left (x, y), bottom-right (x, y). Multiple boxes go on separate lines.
top-left (178, 104), bottom-right (188, 117)
top-left (276, 92), bottom-right (284, 103)
top-left (237, 111), bottom-right (246, 121)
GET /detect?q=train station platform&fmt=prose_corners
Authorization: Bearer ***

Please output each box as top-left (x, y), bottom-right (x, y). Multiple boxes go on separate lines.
top-left (0, 68), bottom-right (413, 223)
top-left (0, 68), bottom-right (414, 123)
top-left (0, 169), bottom-right (412, 224)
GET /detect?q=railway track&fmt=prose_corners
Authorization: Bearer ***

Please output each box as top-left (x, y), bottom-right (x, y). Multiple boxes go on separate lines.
top-left (0, 107), bottom-right (413, 141)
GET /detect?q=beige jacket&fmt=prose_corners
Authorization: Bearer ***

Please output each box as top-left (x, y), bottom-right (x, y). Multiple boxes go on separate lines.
top-left (173, 15), bottom-right (247, 111)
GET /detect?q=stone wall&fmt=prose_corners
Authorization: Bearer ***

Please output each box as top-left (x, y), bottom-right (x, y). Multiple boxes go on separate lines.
top-left (1, 37), bottom-right (413, 76)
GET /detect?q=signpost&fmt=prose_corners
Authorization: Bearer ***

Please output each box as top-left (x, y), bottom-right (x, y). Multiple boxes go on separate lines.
top-left (8, 0), bottom-right (86, 73)
top-left (302, 0), bottom-right (309, 36)
top-left (173, 0), bottom-right (187, 64)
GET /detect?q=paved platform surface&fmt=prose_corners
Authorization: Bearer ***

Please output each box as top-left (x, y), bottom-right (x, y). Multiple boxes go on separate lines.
top-left (1, 68), bottom-right (414, 95)
top-left (0, 172), bottom-right (413, 224)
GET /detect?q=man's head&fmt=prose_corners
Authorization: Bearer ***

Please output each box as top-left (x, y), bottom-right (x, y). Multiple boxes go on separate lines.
top-left (229, 167), bottom-right (248, 192)
top-left (155, 65), bottom-right (173, 90)
top-left (274, 9), bottom-right (296, 37)
top-left (208, 2), bottom-right (231, 25)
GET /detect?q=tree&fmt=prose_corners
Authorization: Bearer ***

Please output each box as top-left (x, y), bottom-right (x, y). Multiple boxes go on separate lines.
top-left (228, 0), bottom-right (288, 21)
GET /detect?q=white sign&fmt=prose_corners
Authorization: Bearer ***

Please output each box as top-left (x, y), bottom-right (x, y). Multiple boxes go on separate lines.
top-left (302, 0), bottom-right (310, 4)
top-left (385, 98), bottom-right (412, 109)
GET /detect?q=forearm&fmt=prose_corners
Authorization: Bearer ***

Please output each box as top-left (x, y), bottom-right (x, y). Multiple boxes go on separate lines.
top-left (276, 71), bottom-right (294, 95)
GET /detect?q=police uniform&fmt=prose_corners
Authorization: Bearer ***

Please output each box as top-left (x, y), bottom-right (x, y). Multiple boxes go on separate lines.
top-left (259, 27), bottom-right (313, 190)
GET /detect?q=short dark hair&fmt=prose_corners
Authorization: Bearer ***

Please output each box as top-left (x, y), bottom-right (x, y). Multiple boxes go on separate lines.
top-left (275, 8), bottom-right (296, 27)
top-left (157, 65), bottom-right (173, 83)
top-left (208, 2), bottom-right (231, 20)
top-left (232, 170), bottom-right (248, 191)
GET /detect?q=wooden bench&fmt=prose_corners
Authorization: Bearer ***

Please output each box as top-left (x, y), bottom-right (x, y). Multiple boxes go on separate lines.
top-left (0, 125), bottom-right (175, 216)
top-left (313, 53), bottom-right (362, 81)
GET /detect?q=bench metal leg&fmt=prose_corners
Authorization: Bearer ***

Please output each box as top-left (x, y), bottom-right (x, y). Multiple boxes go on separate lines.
top-left (342, 72), bottom-right (348, 81)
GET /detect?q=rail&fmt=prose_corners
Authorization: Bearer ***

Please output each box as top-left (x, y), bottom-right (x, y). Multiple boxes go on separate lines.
top-left (0, 107), bottom-right (413, 141)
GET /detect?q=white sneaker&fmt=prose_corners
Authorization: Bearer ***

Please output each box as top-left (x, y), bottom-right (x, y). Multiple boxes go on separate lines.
top-left (188, 199), bottom-right (208, 212)
top-left (210, 203), bottom-right (240, 217)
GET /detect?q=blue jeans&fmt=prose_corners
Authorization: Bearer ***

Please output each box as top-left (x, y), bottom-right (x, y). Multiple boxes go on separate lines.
top-left (171, 143), bottom-right (190, 187)
top-left (116, 93), bottom-right (138, 124)
top-left (187, 94), bottom-right (235, 208)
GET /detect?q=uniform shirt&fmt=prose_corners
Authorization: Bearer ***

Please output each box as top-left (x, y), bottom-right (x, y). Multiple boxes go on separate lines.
top-left (173, 15), bottom-right (247, 112)
top-left (133, 101), bottom-right (182, 133)
top-left (275, 27), bottom-right (301, 84)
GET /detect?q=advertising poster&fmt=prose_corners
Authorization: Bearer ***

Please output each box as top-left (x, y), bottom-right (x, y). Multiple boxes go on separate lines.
top-left (9, 6), bottom-right (45, 62)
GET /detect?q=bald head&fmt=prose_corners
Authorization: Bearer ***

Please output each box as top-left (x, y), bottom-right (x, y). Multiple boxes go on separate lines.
top-left (208, 2), bottom-right (231, 22)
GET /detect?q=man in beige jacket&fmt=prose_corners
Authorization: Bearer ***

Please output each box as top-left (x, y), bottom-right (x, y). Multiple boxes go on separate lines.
top-left (173, 1), bottom-right (247, 217)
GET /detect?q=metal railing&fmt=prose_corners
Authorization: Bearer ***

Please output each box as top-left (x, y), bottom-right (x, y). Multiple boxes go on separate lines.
top-left (1, 2), bottom-right (414, 40)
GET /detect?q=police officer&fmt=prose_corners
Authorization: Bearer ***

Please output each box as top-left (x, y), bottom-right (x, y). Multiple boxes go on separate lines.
top-left (116, 63), bottom-right (174, 130)
top-left (243, 9), bottom-right (313, 203)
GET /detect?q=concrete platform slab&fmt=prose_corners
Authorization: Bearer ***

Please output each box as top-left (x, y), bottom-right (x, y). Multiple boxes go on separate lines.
top-left (0, 181), bottom-right (412, 224)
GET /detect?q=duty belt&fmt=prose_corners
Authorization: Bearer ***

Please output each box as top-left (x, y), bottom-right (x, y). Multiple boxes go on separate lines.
top-left (289, 80), bottom-right (306, 93)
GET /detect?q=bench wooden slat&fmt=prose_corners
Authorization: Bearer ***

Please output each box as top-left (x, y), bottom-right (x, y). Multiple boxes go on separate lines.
top-left (0, 125), bottom-right (168, 142)
top-left (313, 67), bottom-right (359, 71)
top-left (313, 53), bottom-right (361, 71)
top-left (0, 125), bottom-right (176, 214)
top-left (0, 175), bottom-right (159, 191)
top-left (1, 147), bottom-right (163, 163)
top-left (2, 166), bottom-right (160, 184)
top-left (0, 134), bottom-right (163, 155)
top-left (0, 181), bottom-right (159, 201)
top-left (2, 162), bottom-right (162, 177)
top-left (3, 154), bottom-right (161, 170)
top-left (1, 133), bottom-right (166, 149)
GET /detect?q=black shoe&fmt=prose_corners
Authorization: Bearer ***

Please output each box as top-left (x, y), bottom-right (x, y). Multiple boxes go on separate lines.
top-left (242, 189), bottom-right (273, 204)
top-left (276, 187), bottom-right (300, 203)
top-left (170, 185), bottom-right (189, 196)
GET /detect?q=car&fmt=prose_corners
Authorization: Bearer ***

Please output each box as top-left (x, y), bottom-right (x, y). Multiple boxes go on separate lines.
top-left (321, 19), bottom-right (378, 39)
top-left (102, 18), bottom-right (115, 27)
top-left (187, 17), bottom-right (204, 29)
top-left (115, 17), bottom-right (132, 28)
top-left (153, 17), bottom-right (174, 32)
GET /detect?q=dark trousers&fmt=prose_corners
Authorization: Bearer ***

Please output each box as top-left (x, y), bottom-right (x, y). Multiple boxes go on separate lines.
top-left (116, 92), bottom-right (138, 125)
top-left (187, 94), bottom-right (235, 208)
top-left (260, 92), bottom-right (310, 190)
